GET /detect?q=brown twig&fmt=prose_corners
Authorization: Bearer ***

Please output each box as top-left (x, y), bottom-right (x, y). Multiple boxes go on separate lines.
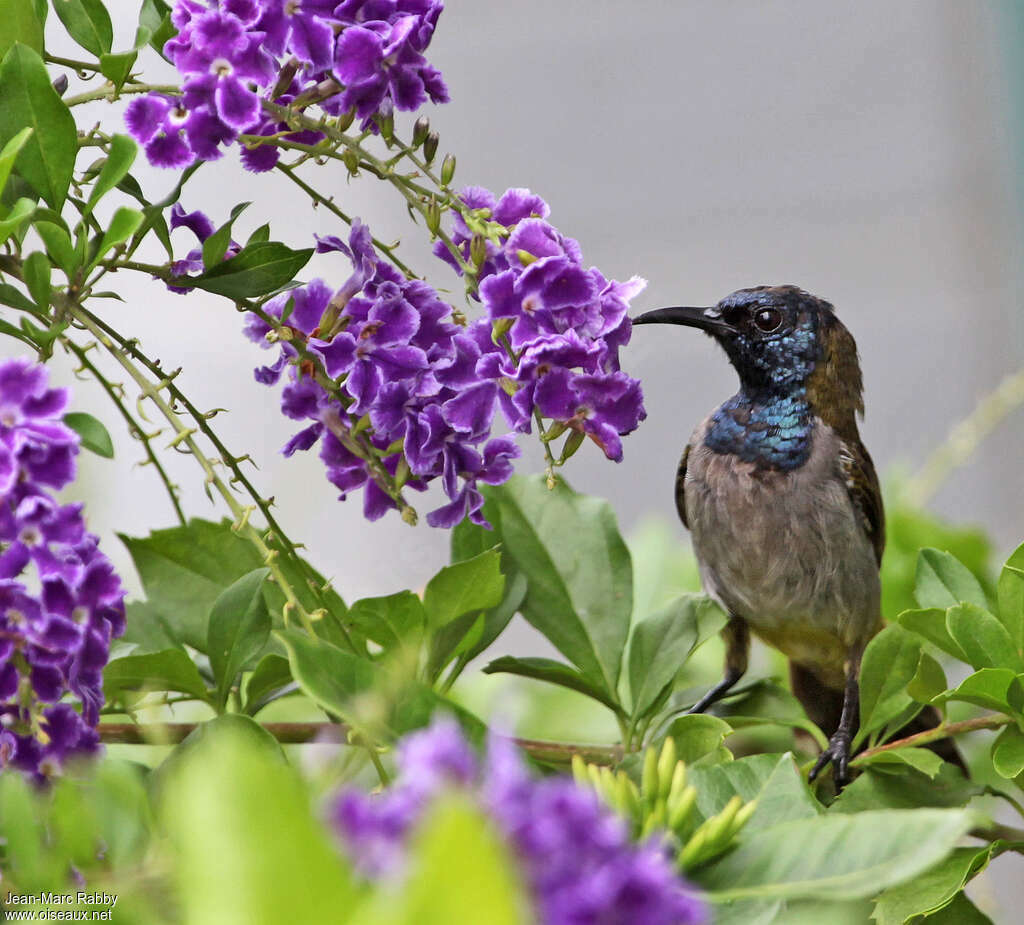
top-left (854, 713), bottom-right (1011, 764)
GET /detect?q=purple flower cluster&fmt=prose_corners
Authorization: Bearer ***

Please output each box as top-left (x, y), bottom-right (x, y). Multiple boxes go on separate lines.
top-left (333, 719), bottom-right (706, 925)
top-left (245, 220), bottom-right (520, 527)
top-left (125, 0), bottom-right (448, 170)
top-left (0, 360), bottom-right (125, 778)
top-left (438, 186), bottom-right (647, 462)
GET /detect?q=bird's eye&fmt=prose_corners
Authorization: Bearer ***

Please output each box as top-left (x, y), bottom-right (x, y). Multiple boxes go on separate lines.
top-left (753, 307), bottom-right (783, 333)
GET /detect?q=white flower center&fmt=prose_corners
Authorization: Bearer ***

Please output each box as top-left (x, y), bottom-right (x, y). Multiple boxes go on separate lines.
top-left (17, 526), bottom-right (41, 547)
top-left (210, 57), bottom-right (234, 78)
top-left (72, 606), bottom-right (89, 624)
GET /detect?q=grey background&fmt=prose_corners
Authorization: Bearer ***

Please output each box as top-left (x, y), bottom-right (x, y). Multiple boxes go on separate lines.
top-left (7, 1), bottom-right (1024, 917)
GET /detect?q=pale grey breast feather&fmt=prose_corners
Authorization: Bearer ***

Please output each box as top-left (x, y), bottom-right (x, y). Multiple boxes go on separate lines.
top-left (683, 416), bottom-right (881, 680)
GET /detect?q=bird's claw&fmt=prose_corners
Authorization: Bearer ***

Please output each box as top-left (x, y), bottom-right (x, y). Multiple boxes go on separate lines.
top-left (809, 729), bottom-right (853, 788)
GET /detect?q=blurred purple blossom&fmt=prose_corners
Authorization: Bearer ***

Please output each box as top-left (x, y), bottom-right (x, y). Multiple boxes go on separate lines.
top-left (0, 360), bottom-right (125, 779)
top-left (331, 718), bottom-right (706, 925)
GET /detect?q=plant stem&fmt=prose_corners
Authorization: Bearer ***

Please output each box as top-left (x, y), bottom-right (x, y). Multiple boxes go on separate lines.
top-left (65, 83), bottom-right (181, 107)
top-left (852, 713), bottom-right (1011, 764)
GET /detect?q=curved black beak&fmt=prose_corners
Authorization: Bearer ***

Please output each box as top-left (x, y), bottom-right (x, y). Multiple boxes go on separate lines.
top-left (631, 305), bottom-right (734, 335)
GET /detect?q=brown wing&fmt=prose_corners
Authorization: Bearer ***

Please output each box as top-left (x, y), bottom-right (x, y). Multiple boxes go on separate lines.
top-left (838, 438), bottom-right (885, 565)
top-left (675, 443), bottom-right (690, 530)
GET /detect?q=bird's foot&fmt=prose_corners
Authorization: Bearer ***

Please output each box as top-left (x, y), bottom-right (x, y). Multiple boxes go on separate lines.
top-left (809, 728), bottom-right (853, 788)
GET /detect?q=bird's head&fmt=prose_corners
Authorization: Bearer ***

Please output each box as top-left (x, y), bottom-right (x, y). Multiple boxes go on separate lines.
top-left (633, 285), bottom-right (865, 431)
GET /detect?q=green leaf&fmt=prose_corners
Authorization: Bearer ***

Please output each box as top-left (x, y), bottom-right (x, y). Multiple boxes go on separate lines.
top-left (247, 222), bottom-right (270, 245)
top-left (181, 241), bottom-right (314, 299)
top-left (243, 654), bottom-right (293, 715)
top-left (483, 656), bottom-right (624, 713)
top-left (52, 0), bottom-right (113, 56)
top-left (0, 196), bottom-right (35, 243)
top-left (997, 541), bottom-right (1024, 656)
top-left (119, 518), bottom-right (266, 652)
top-left (347, 590), bottom-right (426, 652)
top-left (276, 629), bottom-right (375, 727)
top-left (922, 893), bottom-right (995, 925)
top-left (202, 201), bottom-right (250, 268)
top-left (34, 220), bottom-right (77, 277)
top-left (0, 281), bottom-right (37, 313)
top-left (138, 0), bottom-right (176, 58)
top-left (991, 723), bottom-right (1024, 778)
top-left (831, 762), bottom-right (981, 814)
top-left (915, 548), bottom-right (989, 611)
top-left (858, 625), bottom-right (921, 738)
top-left (697, 809), bottom-right (975, 901)
top-left (91, 205), bottom-right (144, 265)
top-left (629, 593), bottom-right (725, 720)
top-left (857, 747), bottom-right (945, 779)
top-left (207, 568), bottom-right (271, 711)
top-left (103, 648), bottom-right (209, 702)
top-left (907, 651), bottom-right (948, 704)
top-left (368, 798), bottom-right (528, 925)
top-left (946, 602), bottom-right (1024, 671)
top-left (665, 713), bottom-right (734, 765)
top-left (0, 2), bottom-right (43, 57)
top-left (22, 249), bottom-right (50, 309)
top-left (161, 719), bottom-right (356, 925)
top-left (99, 50), bottom-right (137, 90)
top-left (85, 134), bottom-right (138, 212)
top-left (0, 126), bottom-right (32, 195)
top-left (871, 844), bottom-right (999, 925)
top-left (485, 476), bottom-right (632, 696)
top-left (423, 548), bottom-right (504, 630)
top-left (939, 667), bottom-right (1022, 714)
top-left (63, 411), bottom-right (114, 458)
top-left (896, 608), bottom-right (968, 662)
top-left (0, 44), bottom-right (77, 210)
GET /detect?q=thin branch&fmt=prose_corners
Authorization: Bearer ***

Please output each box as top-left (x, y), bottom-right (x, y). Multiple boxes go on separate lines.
top-left (853, 713), bottom-right (1011, 764)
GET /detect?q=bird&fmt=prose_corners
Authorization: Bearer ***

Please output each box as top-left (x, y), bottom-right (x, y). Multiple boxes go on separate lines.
top-left (632, 285), bottom-right (951, 786)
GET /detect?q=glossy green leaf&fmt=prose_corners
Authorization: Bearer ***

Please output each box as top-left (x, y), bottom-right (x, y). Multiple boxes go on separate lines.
top-left (665, 713), bottom-right (733, 765)
top-left (946, 602), bottom-right (1024, 671)
top-left (0, 196), bottom-right (35, 243)
top-left (34, 220), bottom-right (77, 277)
top-left (202, 201), bottom-right (250, 268)
top-left (859, 625), bottom-right (921, 738)
top-left (629, 593), bottom-right (725, 720)
top-left (939, 667), bottom-right (1022, 714)
top-left (53, 0), bottom-right (113, 56)
top-left (162, 720), bottom-right (356, 925)
top-left (22, 249), bottom-right (50, 309)
top-left (91, 205), bottom-right (144, 265)
top-left (276, 629), bottom-right (375, 727)
top-left (243, 654), bottom-right (293, 715)
top-left (86, 134), bottom-right (138, 212)
top-left (182, 242), bottom-right (314, 299)
top-left (485, 476), bottom-right (632, 695)
top-left (915, 548), bottom-right (989, 611)
top-left (0, 126), bottom-right (32, 194)
top-left (103, 648), bottom-right (209, 702)
top-left (99, 50), bottom-right (137, 89)
top-left (997, 541), bottom-right (1024, 656)
top-left (896, 607), bottom-right (967, 662)
top-left (0, 44), bottom-right (77, 210)
top-left (991, 723), bottom-right (1024, 779)
top-left (0, 3), bottom-right (43, 57)
top-left (483, 656), bottom-right (623, 713)
top-left (907, 651), bottom-right (948, 704)
top-left (63, 411), bottom-right (114, 458)
top-left (423, 548), bottom-right (504, 630)
top-left (207, 568), bottom-right (271, 710)
top-left (347, 590), bottom-right (426, 652)
top-left (857, 747), bottom-right (944, 779)
top-left (871, 844), bottom-right (999, 925)
top-left (247, 222), bottom-right (271, 245)
top-left (697, 808), bottom-right (975, 901)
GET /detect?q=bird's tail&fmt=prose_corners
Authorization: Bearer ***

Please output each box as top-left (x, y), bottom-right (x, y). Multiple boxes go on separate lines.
top-left (789, 662), bottom-right (965, 770)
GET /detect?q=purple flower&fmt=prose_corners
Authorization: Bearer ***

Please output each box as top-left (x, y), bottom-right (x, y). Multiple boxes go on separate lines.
top-left (331, 719), bottom-right (707, 925)
top-left (0, 360), bottom-right (125, 780)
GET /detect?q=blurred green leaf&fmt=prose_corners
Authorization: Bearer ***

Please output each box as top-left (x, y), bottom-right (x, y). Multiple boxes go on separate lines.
top-left (831, 762), bottom-right (980, 813)
top-left (243, 653), bottom-right (293, 715)
top-left (53, 0), bottom-right (113, 56)
top-left (921, 893), bottom-right (995, 924)
top-left (424, 548), bottom-right (504, 630)
top-left (946, 602), bottom-right (1024, 672)
top-left (63, 410), bottom-right (114, 458)
top-left (277, 628), bottom-right (374, 727)
top-left (0, 2), bottom-right (44, 57)
top-left (162, 720), bottom-right (355, 925)
top-left (347, 590), bottom-right (426, 652)
top-left (915, 548), bottom-right (989, 611)
top-left (665, 713), bottom-right (733, 765)
top-left (997, 541), bottom-right (1024, 656)
top-left (182, 241), bottom-right (314, 299)
top-left (483, 656), bottom-right (623, 713)
top-left (0, 773), bottom-right (59, 890)
top-left (696, 808), bottom-right (975, 902)
top-left (103, 648), bottom-right (209, 702)
top-left (991, 724), bottom-right (1024, 779)
top-left (207, 568), bottom-right (271, 711)
top-left (485, 476), bottom-right (632, 697)
top-left (858, 625), bottom-right (921, 739)
top-left (0, 44), bottom-right (77, 210)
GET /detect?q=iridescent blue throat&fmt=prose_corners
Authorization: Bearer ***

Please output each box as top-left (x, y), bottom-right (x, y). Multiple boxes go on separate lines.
top-left (704, 388), bottom-right (814, 470)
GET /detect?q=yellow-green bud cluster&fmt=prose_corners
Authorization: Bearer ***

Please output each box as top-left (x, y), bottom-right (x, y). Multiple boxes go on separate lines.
top-left (572, 739), bottom-right (757, 872)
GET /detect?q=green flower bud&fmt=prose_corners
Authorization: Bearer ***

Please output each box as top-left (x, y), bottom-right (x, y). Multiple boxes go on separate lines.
top-left (470, 233), bottom-right (488, 267)
top-left (336, 108), bottom-right (356, 132)
top-left (657, 739), bottom-right (677, 800)
top-left (377, 112), bottom-right (394, 142)
top-left (667, 760), bottom-right (688, 806)
top-left (491, 317), bottom-right (515, 346)
top-left (413, 115), bottom-right (430, 147)
top-left (642, 747), bottom-right (659, 807)
top-left (704, 795), bottom-right (743, 848)
top-left (678, 827), bottom-right (708, 870)
top-left (341, 149), bottom-right (359, 175)
top-left (423, 131), bottom-right (440, 163)
top-left (667, 784), bottom-right (697, 833)
top-left (426, 198), bottom-right (442, 236)
top-left (441, 153), bottom-right (456, 186)
top-left (616, 772), bottom-right (641, 821)
top-left (571, 754), bottom-right (588, 786)
top-left (559, 430), bottom-right (585, 464)
top-left (517, 249), bottom-right (538, 267)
